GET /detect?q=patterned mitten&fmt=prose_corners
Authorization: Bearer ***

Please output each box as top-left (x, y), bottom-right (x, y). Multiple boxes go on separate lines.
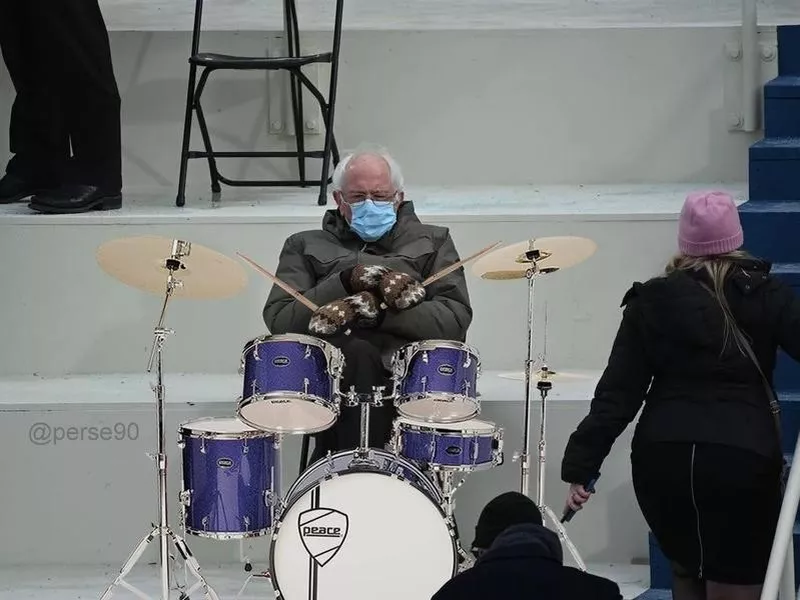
top-left (379, 271), bottom-right (426, 311)
top-left (308, 292), bottom-right (383, 336)
top-left (347, 264), bottom-right (391, 294)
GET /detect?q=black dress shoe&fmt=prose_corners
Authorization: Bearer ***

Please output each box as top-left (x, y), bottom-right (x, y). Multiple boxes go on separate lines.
top-left (0, 173), bottom-right (49, 204)
top-left (29, 184), bottom-right (122, 214)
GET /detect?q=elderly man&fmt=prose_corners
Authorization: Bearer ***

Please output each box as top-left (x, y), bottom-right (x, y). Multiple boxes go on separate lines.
top-left (263, 149), bottom-right (472, 465)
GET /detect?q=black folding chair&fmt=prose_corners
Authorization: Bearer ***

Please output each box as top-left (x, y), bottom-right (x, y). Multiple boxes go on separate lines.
top-left (176, 0), bottom-right (344, 206)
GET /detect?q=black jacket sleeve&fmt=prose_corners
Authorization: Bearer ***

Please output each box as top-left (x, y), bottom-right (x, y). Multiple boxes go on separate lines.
top-left (262, 235), bottom-right (349, 334)
top-left (379, 228), bottom-right (473, 342)
top-left (561, 290), bottom-right (653, 485)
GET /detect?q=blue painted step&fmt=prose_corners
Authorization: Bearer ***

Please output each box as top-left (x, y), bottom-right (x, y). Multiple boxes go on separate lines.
top-left (635, 590), bottom-right (672, 600)
top-left (780, 393), bottom-right (800, 454)
top-left (749, 139), bottom-right (800, 202)
top-left (778, 25), bottom-right (800, 76)
top-left (739, 202), bottom-right (800, 262)
top-left (765, 76), bottom-right (800, 138)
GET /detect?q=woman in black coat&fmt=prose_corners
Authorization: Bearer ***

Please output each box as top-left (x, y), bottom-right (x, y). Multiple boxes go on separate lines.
top-left (561, 191), bottom-right (800, 600)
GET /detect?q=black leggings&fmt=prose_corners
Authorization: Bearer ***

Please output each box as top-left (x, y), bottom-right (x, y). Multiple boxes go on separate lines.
top-left (632, 442), bottom-right (782, 585)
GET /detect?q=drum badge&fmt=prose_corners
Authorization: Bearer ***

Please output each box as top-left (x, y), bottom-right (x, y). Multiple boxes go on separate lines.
top-left (298, 508), bottom-right (349, 567)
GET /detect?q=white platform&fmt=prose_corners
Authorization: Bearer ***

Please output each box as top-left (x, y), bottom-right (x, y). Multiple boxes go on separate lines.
top-left (101, 0), bottom-right (800, 31)
top-left (0, 370), bottom-right (602, 408)
top-left (0, 183), bottom-right (746, 225)
top-left (0, 563), bottom-right (650, 599)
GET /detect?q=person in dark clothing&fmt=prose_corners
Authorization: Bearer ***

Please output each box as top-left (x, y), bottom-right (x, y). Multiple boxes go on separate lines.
top-left (0, 0), bottom-right (122, 213)
top-left (432, 491), bottom-right (622, 600)
top-left (262, 149), bottom-right (472, 465)
top-left (561, 191), bottom-right (800, 600)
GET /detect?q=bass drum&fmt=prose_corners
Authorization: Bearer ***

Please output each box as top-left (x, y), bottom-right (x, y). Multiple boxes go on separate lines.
top-left (270, 449), bottom-right (457, 600)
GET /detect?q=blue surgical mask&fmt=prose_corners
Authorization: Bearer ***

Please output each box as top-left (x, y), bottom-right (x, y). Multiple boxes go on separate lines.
top-left (349, 199), bottom-right (397, 242)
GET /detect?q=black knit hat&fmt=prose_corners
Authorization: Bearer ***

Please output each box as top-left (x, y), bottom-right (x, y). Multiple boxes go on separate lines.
top-left (472, 491), bottom-right (543, 550)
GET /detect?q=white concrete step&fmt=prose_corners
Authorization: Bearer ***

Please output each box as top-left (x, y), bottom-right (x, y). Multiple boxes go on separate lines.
top-left (0, 369), bottom-right (602, 408)
top-left (100, 0), bottom-right (799, 31)
top-left (0, 184), bottom-right (739, 379)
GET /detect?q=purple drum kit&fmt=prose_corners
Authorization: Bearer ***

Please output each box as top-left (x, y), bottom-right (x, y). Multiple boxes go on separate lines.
top-left (94, 233), bottom-right (598, 599)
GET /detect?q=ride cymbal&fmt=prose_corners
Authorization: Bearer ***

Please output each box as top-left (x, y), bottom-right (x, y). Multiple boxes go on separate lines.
top-left (497, 369), bottom-right (593, 382)
top-left (472, 236), bottom-right (597, 280)
top-left (96, 236), bottom-right (248, 299)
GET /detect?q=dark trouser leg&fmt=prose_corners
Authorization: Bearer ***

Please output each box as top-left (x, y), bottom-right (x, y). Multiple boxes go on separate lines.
top-left (30, 0), bottom-right (122, 191)
top-left (0, 0), bottom-right (68, 182)
top-left (308, 337), bottom-right (394, 464)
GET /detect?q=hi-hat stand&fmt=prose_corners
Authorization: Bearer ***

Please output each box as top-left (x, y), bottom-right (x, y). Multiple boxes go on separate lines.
top-left (512, 242), bottom-right (587, 572)
top-left (101, 241), bottom-right (219, 600)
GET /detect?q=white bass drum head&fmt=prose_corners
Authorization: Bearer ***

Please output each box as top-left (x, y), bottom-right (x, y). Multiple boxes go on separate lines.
top-left (271, 470), bottom-right (456, 600)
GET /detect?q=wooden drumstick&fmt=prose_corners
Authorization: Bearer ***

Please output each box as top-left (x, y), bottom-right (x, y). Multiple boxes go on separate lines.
top-left (236, 252), bottom-right (320, 312)
top-left (422, 241), bottom-right (502, 287)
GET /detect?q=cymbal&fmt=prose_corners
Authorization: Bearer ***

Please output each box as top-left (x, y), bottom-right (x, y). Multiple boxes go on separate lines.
top-left (497, 369), bottom-right (593, 382)
top-left (472, 236), bottom-right (597, 280)
top-left (96, 236), bottom-right (248, 299)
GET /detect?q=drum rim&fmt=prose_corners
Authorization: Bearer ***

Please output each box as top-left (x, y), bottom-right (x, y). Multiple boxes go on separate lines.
top-left (395, 419), bottom-right (498, 435)
top-left (268, 462), bottom-right (458, 596)
top-left (399, 339), bottom-right (480, 358)
top-left (242, 332), bottom-right (339, 356)
top-left (237, 393), bottom-right (339, 435)
top-left (184, 526), bottom-right (272, 540)
top-left (178, 416), bottom-right (277, 440)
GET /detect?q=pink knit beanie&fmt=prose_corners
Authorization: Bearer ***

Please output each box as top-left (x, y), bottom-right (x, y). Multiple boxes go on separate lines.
top-left (678, 191), bottom-right (743, 257)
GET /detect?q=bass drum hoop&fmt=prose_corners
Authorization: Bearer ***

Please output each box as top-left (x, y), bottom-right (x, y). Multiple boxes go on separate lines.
top-left (268, 465), bottom-right (458, 599)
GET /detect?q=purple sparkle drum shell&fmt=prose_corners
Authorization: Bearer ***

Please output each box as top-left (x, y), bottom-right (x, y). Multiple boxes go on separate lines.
top-left (394, 341), bottom-right (480, 422)
top-left (394, 417), bottom-right (501, 471)
top-left (238, 334), bottom-right (343, 434)
top-left (179, 417), bottom-right (279, 539)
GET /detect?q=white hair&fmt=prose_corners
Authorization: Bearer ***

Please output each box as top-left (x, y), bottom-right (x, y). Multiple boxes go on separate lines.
top-left (330, 145), bottom-right (405, 192)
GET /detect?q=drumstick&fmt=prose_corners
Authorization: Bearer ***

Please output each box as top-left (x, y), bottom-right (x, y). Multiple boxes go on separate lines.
top-left (422, 241), bottom-right (502, 287)
top-left (236, 252), bottom-right (320, 312)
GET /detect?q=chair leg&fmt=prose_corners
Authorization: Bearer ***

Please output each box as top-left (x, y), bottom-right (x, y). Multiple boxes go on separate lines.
top-left (317, 0), bottom-right (346, 205)
top-left (286, 0), bottom-right (307, 186)
top-left (176, 63), bottom-right (199, 207)
top-left (194, 69), bottom-right (222, 194)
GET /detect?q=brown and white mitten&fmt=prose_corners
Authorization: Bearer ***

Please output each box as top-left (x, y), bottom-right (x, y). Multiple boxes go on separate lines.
top-left (308, 297), bottom-right (353, 336)
top-left (347, 290), bottom-right (383, 328)
top-left (308, 292), bottom-right (383, 336)
top-left (348, 264), bottom-right (391, 293)
top-left (379, 271), bottom-right (426, 311)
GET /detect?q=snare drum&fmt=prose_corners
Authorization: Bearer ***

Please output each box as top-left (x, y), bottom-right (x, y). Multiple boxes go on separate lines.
top-left (392, 340), bottom-right (480, 423)
top-left (392, 416), bottom-right (503, 472)
top-left (178, 417), bottom-right (280, 539)
top-left (269, 448), bottom-right (457, 600)
top-left (238, 334), bottom-right (344, 434)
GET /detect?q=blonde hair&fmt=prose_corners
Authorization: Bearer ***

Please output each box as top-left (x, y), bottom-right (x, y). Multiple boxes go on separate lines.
top-left (665, 250), bottom-right (754, 356)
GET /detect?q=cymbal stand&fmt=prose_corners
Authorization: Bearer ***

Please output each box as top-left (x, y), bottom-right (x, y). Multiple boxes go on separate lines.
top-left (514, 244), bottom-right (545, 497)
top-left (511, 242), bottom-right (587, 571)
top-left (101, 240), bottom-right (220, 600)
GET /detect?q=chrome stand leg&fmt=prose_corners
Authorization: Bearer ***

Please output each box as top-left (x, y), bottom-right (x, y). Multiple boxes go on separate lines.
top-left (518, 269), bottom-right (537, 497)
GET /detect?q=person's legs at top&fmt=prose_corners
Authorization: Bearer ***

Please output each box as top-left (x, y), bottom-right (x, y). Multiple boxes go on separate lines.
top-left (0, 0), bottom-right (67, 203)
top-left (27, 0), bottom-right (122, 214)
top-left (308, 336), bottom-right (394, 465)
